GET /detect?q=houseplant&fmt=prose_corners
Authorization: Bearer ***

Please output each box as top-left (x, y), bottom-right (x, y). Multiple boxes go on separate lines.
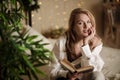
top-left (0, 0), bottom-right (52, 80)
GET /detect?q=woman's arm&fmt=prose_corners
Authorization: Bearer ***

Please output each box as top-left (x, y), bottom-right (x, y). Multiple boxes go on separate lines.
top-left (81, 44), bottom-right (104, 71)
top-left (80, 27), bottom-right (104, 71)
top-left (50, 38), bottom-right (68, 80)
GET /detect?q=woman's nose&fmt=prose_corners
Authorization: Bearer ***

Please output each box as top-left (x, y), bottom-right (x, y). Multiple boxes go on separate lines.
top-left (84, 23), bottom-right (89, 29)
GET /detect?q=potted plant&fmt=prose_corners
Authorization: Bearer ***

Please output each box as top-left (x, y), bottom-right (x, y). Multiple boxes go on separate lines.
top-left (0, 0), bottom-right (52, 80)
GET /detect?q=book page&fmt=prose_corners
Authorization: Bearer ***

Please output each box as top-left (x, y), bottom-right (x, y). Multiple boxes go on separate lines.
top-left (60, 58), bottom-right (76, 72)
top-left (72, 57), bottom-right (81, 65)
top-left (76, 66), bottom-right (93, 73)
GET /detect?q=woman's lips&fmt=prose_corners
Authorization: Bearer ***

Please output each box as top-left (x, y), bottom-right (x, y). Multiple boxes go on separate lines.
top-left (83, 30), bottom-right (88, 33)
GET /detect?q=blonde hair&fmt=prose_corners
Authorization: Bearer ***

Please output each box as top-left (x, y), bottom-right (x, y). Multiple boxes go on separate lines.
top-left (65, 8), bottom-right (101, 61)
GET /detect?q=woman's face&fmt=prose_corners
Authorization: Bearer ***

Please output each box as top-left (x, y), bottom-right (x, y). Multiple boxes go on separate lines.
top-left (74, 13), bottom-right (92, 38)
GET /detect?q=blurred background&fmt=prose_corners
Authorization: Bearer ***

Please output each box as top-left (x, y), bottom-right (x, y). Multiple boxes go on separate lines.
top-left (26, 0), bottom-right (120, 48)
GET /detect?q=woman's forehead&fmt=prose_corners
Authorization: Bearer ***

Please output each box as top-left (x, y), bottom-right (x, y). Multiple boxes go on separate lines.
top-left (75, 13), bottom-right (90, 21)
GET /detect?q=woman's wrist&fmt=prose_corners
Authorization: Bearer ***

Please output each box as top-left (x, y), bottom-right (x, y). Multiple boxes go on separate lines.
top-left (83, 39), bottom-right (88, 46)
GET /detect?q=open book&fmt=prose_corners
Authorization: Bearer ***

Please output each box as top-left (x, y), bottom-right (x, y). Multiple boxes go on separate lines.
top-left (60, 58), bottom-right (94, 73)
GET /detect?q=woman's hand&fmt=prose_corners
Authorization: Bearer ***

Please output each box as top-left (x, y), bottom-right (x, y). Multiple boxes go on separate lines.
top-left (83, 27), bottom-right (95, 45)
top-left (67, 72), bottom-right (83, 80)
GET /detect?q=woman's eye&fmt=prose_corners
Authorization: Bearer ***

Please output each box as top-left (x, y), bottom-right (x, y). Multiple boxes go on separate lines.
top-left (78, 22), bottom-right (83, 25)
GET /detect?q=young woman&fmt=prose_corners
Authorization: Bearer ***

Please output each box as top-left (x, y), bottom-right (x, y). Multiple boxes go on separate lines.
top-left (50, 8), bottom-right (105, 80)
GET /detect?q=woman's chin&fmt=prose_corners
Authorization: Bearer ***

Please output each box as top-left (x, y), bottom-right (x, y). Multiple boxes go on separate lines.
top-left (83, 34), bottom-right (89, 37)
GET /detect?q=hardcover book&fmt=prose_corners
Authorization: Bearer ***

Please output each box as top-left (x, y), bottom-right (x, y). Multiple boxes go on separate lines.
top-left (60, 58), bottom-right (94, 73)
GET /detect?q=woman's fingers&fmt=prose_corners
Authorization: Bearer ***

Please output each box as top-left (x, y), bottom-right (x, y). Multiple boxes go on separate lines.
top-left (67, 72), bottom-right (79, 80)
top-left (91, 27), bottom-right (95, 35)
top-left (71, 72), bottom-right (80, 79)
top-left (83, 27), bottom-right (95, 44)
top-left (89, 27), bottom-right (95, 38)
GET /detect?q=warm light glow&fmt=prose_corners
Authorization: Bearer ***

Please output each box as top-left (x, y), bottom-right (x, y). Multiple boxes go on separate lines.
top-left (62, 11), bottom-right (66, 15)
top-left (38, 17), bottom-right (42, 20)
top-left (116, 0), bottom-right (119, 2)
top-left (32, 14), bottom-right (34, 17)
top-left (55, 5), bottom-right (59, 8)
top-left (55, 25), bottom-right (59, 29)
top-left (77, 3), bottom-right (81, 7)
top-left (39, 2), bottom-right (42, 5)
top-left (33, 0), bottom-right (84, 33)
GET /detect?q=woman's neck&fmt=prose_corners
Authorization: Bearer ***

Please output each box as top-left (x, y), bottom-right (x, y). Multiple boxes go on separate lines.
top-left (74, 40), bottom-right (83, 57)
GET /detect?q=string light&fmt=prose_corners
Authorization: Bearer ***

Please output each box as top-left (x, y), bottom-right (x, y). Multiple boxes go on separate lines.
top-left (32, 0), bottom-right (83, 33)
top-left (55, 25), bottom-right (59, 29)
top-left (38, 2), bottom-right (42, 5)
top-left (55, 5), bottom-right (59, 8)
top-left (38, 17), bottom-right (42, 20)
top-left (32, 14), bottom-right (34, 17)
top-left (77, 3), bottom-right (81, 7)
top-left (62, 11), bottom-right (66, 15)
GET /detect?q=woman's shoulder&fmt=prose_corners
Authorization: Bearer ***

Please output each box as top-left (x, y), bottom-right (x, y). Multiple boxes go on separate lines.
top-left (57, 34), bottom-right (67, 43)
top-left (54, 35), bottom-right (67, 48)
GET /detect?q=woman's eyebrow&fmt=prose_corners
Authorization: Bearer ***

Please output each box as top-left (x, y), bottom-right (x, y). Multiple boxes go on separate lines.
top-left (76, 19), bottom-right (83, 23)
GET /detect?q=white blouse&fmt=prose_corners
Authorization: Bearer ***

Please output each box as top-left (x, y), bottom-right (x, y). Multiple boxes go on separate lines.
top-left (50, 36), bottom-right (104, 79)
